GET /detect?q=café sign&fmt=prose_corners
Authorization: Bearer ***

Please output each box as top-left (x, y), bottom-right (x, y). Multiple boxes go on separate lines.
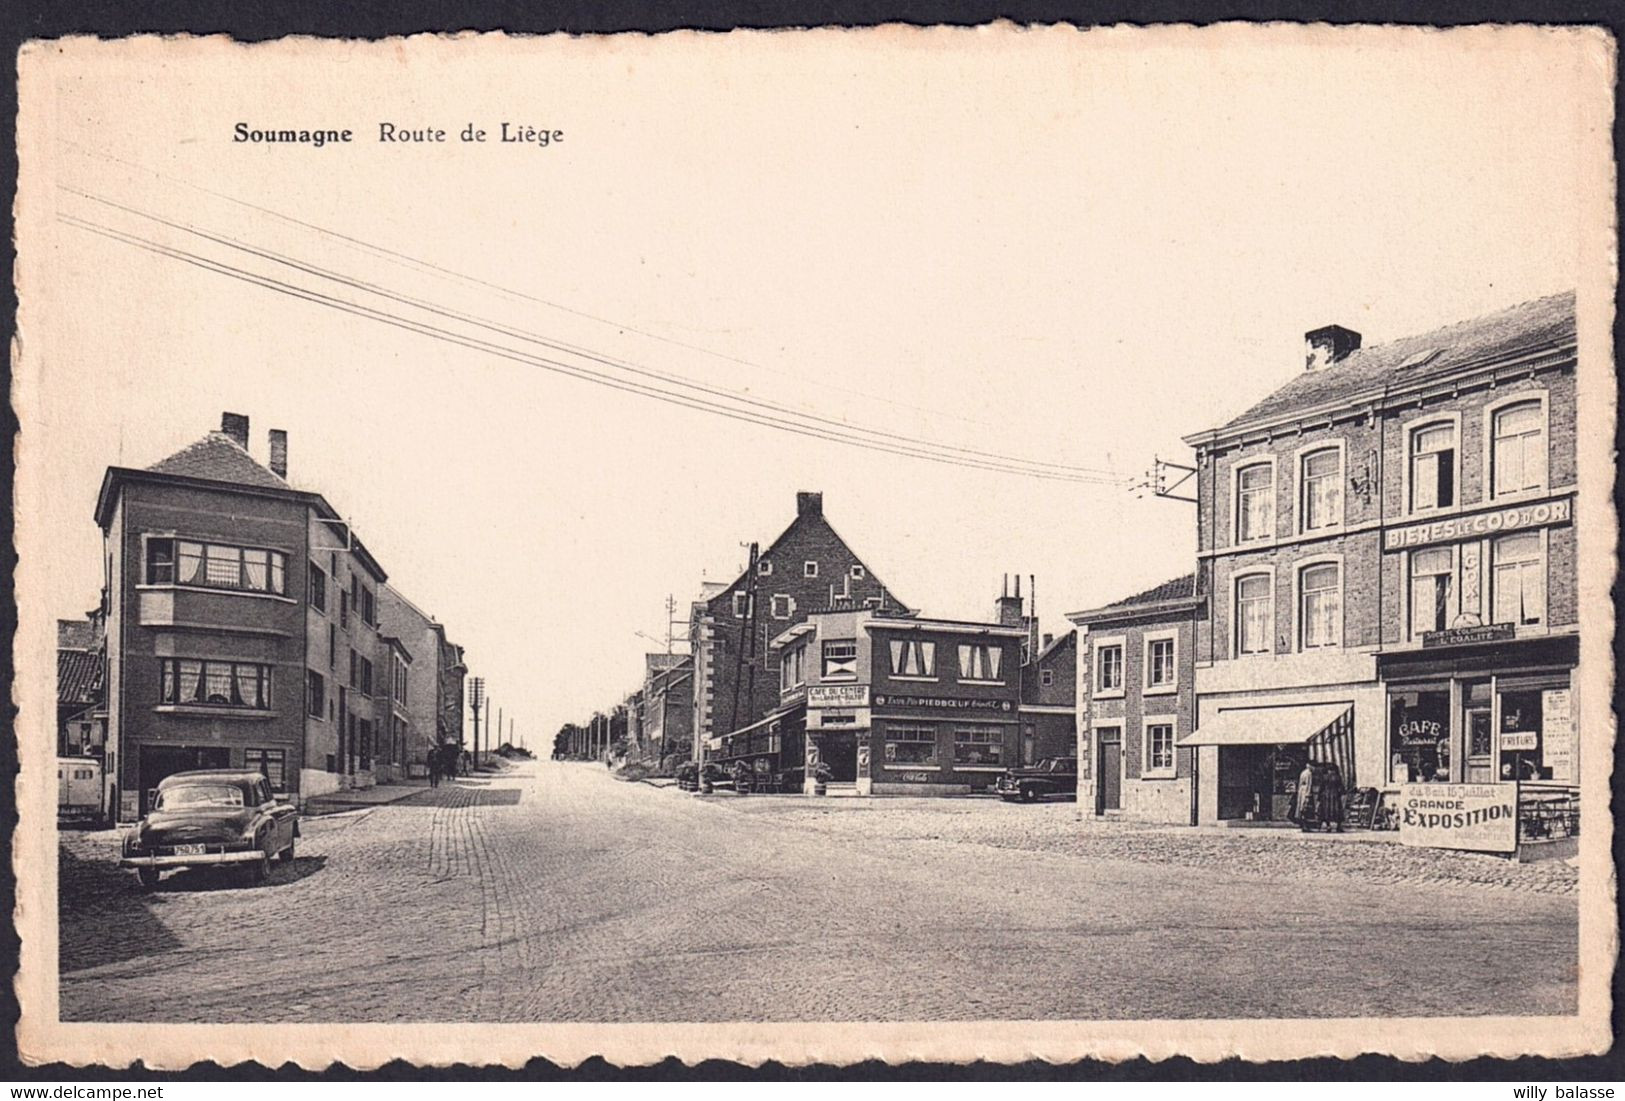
top-left (1396, 782), bottom-right (1518, 853)
top-left (808, 684), bottom-right (870, 708)
top-left (1384, 496), bottom-right (1571, 551)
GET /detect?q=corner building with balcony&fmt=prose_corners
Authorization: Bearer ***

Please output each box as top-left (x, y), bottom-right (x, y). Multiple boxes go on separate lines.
top-left (1179, 292), bottom-right (1579, 824)
top-left (95, 412), bottom-right (430, 820)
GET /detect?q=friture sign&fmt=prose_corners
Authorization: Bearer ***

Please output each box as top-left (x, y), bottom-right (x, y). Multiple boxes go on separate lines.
top-left (1384, 496), bottom-right (1571, 551)
top-left (1421, 624), bottom-right (1515, 649)
top-left (1395, 783), bottom-right (1518, 853)
top-left (872, 694), bottom-right (1014, 713)
top-left (808, 684), bottom-right (870, 708)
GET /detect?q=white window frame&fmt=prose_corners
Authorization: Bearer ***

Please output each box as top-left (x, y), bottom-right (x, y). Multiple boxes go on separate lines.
top-left (758, 559), bottom-right (773, 576)
top-left (1039, 667), bottom-right (1055, 688)
top-left (1400, 411), bottom-right (1462, 517)
top-left (883, 723), bottom-right (939, 768)
top-left (804, 560), bottom-right (819, 578)
top-left (1141, 718), bottom-right (1177, 779)
top-left (887, 637), bottom-right (938, 680)
top-left (1294, 440), bottom-right (1347, 534)
top-left (850, 564), bottom-right (866, 580)
top-left (1142, 629), bottom-right (1179, 695)
top-left (821, 639), bottom-right (858, 681)
top-left (1406, 545), bottom-right (1459, 641)
top-left (1490, 529), bottom-right (1547, 628)
top-left (732, 591), bottom-right (748, 618)
top-left (957, 642), bottom-right (1006, 684)
top-left (1483, 390), bottom-right (1551, 503)
top-left (1294, 555), bottom-right (1345, 652)
top-left (769, 593), bottom-right (795, 621)
top-left (1230, 455), bottom-right (1278, 546)
top-left (1093, 635), bottom-right (1126, 699)
top-left (1231, 568), bottom-right (1276, 658)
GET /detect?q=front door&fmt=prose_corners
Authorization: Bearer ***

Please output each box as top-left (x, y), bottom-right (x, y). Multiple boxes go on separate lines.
top-left (1098, 733), bottom-right (1121, 813)
top-left (1465, 706), bottom-right (1494, 783)
top-left (820, 732), bottom-right (858, 782)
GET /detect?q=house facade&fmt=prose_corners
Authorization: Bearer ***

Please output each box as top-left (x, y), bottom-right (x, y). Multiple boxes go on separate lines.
top-left (1068, 576), bottom-right (1202, 823)
top-left (57, 614), bottom-right (107, 762)
top-left (1020, 628), bottom-right (1078, 768)
top-left (379, 583), bottom-right (468, 772)
top-left (94, 411), bottom-right (456, 820)
top-left (1178, 292), bottom-right (1579, 825)
top-left (730, 607), bottom-right (1026, 795)
top-left (690, 492), bottom-right (908, 756)
top-left (640, 653), bottom-right (694, 770)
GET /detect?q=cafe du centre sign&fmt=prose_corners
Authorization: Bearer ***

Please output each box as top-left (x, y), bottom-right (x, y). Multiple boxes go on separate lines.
top-left (1384, 495), bottom-right (1572, 551)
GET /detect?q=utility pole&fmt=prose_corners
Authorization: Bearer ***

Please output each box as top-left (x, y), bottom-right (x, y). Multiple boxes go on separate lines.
top-left (469, 677), bottom-right (485, 770)
top-left (728, 542), bottom-right (760, 737)
top-left (497, 705), bottom-right (503, 752)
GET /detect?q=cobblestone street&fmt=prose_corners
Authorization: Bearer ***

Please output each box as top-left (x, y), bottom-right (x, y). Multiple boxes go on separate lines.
top-left (59, 760), bottom-right (1578, 1023)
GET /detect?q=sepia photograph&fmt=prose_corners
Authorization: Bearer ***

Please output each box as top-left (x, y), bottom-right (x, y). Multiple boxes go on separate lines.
top-left (10, 24), bottom-right (1617, 1069)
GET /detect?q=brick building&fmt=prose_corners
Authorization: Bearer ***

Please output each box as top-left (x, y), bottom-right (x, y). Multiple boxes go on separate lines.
top-left (378, 584), bottom-right (468, 771)
top-left (716, 606), bottom-right (1026, 795)
top-left (57, 614), bottom-right (106, 761)
top-left (640, 653), bottom-right (694, 769)
top-left (690, 492), bottom-right (909, 756)
top-left (1067, 575), bottom-right (1202, 823)
top-left (1017, 585), bottom-right (1078, 769)
top-left (1178, 292), bottom-right (1579, 824)
top-left (94, 412), bottom-right (455, 820)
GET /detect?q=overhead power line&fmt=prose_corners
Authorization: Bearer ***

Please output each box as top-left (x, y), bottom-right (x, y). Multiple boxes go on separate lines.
top-left (60, 140), bottom-right (1011, 435)
top-left (61, 185), bottom-right (1129, 481)
top-left (60, 211), bottom-right (1133, 487)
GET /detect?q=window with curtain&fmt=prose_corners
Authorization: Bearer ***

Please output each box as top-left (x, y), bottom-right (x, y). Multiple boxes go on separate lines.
top-left (1146, 723), bottom-right (1175, 772)
top-left (822, 640), bottom-right (857, 678)
top-left (1492, 401), bottom-right (1547, 497)
top-left (1236, 463), bottom-right (1274, 542)
top-left (1409, 548), bottom-right (1454, 637)
top-left (1299, 563), bottom-right (1342, 649)
top-left (1236, 574), bottom-right (1272, 655)
top-left (156, 538), bottom-right (287, 594)
top-left (1409, 423), bottom-right (1456, 511)
top-left (1492, 532), bottom-right (1545, 626)
top-left (1096, 644), bottom-right (1123, 691)
top-left (888, 638), bottom-right (936, 677)
top-left (957, 643), bottom-right (1004, 681)
top-left (1300, 448), bottom-right (1342, 531)
top-left (244, 748), bottom-right (287, 791)
top-left (159, 659), bottom-right (270, 708)
top-left (1147, 637), bottom-right (1176, 687)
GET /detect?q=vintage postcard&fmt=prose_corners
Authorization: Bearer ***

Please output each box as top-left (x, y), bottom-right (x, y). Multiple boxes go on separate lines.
top-left (11, 25), bottom-right (1618, 1069)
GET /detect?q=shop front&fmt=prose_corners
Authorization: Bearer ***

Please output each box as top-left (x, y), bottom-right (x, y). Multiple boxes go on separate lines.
top-left (1378, 631), bottom-right (1578, 850)
top-left (1181, 702), bottom-right (1357, 824)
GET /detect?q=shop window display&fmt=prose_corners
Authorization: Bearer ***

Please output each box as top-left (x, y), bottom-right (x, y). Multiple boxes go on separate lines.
top-left (1389, 689), bottom-right (1450, 783)
top-left (1498, 689), bottom-right (1550, 781)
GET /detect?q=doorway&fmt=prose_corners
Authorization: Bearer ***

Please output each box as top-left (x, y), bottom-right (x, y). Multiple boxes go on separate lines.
top-left (818, 732), bottom-right (858, 783)
top-left (1465, 706), bottom-right (1494, 782)
top-left (1097, 730), bottom-right (1121, 813)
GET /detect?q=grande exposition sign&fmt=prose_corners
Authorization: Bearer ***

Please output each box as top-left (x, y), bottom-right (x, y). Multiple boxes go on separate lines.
top-left (1395, 783), bottom-right (1518, 853)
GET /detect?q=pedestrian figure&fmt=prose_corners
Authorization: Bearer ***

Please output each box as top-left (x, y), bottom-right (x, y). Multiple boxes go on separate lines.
top-left (427, 748), bottom-right (441, 788)
top-left (1292, 758), bottom-right (1319, 831)
top-left (1318, 761), bottom-right (1345, 833)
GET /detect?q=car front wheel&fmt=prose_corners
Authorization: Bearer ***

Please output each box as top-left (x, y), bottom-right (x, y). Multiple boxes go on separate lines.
top-left (1020, 785), bottom-right (1039, 803)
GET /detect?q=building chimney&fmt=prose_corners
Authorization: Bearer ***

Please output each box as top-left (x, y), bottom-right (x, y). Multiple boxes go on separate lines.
top-left (994, 574), bottom-right (1025, 628)
top-left (268, 429), bottom-right (288, 479)
top-left (221, 412), bottom-right (250, 449)
top-left (1043, 633), bottom-right (1054, 648)
top-left (796, 492), bottom-right (823, 518)
top-left (1304, 325), bottom-right (1362, 372)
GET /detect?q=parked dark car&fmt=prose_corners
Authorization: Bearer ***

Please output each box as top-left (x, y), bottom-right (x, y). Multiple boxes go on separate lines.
top-left (994, 757), bottom-right (1079, 803)
top-left (676, 762), bottom-right (727, 792)
top-left (120, 770), bottom-right (299, 888)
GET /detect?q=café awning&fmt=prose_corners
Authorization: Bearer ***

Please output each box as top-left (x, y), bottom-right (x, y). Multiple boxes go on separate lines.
top-left (1178, 703), bottom-right (1352, 747)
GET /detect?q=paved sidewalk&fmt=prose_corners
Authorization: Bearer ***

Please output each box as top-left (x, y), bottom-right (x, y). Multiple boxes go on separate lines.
top-left (303, 780), bottom-right (430, 814)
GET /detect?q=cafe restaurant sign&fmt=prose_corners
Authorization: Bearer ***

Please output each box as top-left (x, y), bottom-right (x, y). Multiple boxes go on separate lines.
top-left (1396, 782), bottom-right (1518, 853)
top-left (873, 694), bottom-right (1014, 713)
top-left (808, 684), bottom-right (870, 708)
top-left (1384, 496), bottom-right (1571, 551)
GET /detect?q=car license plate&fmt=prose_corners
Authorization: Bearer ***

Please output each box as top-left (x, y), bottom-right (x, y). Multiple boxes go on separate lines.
top-left (173, 844), bottom-right (207, 855)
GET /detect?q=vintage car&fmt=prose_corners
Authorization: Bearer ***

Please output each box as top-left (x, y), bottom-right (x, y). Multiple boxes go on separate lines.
top-left (120, 769), bottom-right (299, 888)
top-left (994, 757), bottom-right (1080, 803)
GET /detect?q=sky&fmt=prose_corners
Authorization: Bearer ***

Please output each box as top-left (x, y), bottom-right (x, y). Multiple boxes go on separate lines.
top-left (17, 27), bottom-right (1601, 743)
